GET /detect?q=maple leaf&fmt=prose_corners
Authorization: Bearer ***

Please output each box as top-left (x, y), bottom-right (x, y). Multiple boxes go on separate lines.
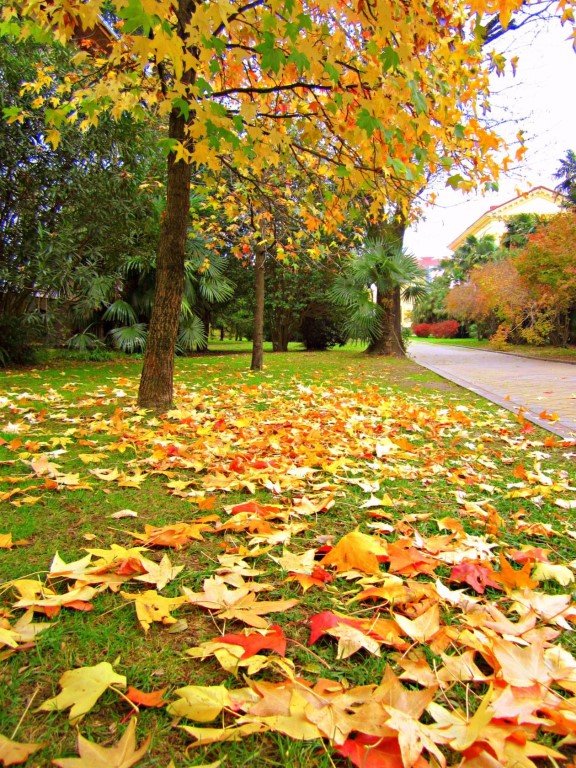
top-left (38, 661), bottom-right (126, 722)
top-left (217, 625), bottom-right (287, 658)
top-left (385, 706), bottom-right (447, 767)
top-left (0, 533), bottom-right (13, 549)
top-left (319, 530), bottom-right (387, 575)
top-left (309, 611), bottom-right (407, 651)
top-left (394, 604), bottom-right (440, 643)
top-left (126, 686), bottom-right (167, 708)
top-left (180, 722), bottom-right (267, 746)
top-left (52, 718), bottom-right (150, 767)
top-left (336, 735), bottom-right (430, 768)
top-left (12, 584), bottom-right (96, 617)
top-left (183, 578), bottom-right (298, 629)
top-left (134, 554), bottom-right (184, 591)
top-left (492, 554), bottom-right (539, 593)
top-left (167, 685), bottom-right (232, 721)
top-left (127, 521), bottom-right (212, 548)
top-left (449, 562), bottom-right (501, 594)
top-left (531, 562), bottom-right (575, 586)
top-left (0, 610), bottom-right (51, 653)
top-left (0, 734), bottom-right (43, 766)
top-left (120, 590), bottom-right (187, 632)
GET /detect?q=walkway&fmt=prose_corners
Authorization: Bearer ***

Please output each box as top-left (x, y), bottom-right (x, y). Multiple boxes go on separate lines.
top-left (409, 341), bottom-right (576, 438)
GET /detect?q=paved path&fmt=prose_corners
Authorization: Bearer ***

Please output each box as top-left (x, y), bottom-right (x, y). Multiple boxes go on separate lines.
top-left (409, 341), bottom-right (576, 438)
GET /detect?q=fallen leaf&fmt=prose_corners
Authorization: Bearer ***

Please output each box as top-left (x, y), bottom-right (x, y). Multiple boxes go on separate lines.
top-left (110, 510), bottom-right (138, 519)
top-left (126, 686), bottom-right (167, 708)
top-left (38, 661), bottom-right (126, 722)
top-left (0, 734), bottom-right (43, 766)
top-left (52, 718), bottom-right (150, 767)
top-left (120, 590), bottom-right (187, 633)
top-left (319, 530), bottom-right (387, 575)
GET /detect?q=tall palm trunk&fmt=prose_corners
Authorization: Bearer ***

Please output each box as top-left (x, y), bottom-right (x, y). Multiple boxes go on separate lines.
top-left (367, 288), bottom-right (404, 356)
top-left (366, 213), bottom-right (407, 357)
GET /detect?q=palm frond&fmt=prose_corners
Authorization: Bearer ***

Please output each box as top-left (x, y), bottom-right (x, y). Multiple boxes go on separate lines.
top-left (344, 297), bottom-right (382, 342)
top-left (109, 323), bottom-right (148, 353)
top-left (177, 314), bottom-right (207, 352)
top-left (67, 330), bottom-right (105, 351)
top-left (102, 300), bottom-right (138, 325)
top-left (198, 275), bottom-right (234, 304)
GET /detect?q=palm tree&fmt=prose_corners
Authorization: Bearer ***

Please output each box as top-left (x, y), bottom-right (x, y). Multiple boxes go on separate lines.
top-left (103, 246), bottom-right (234, 354)
top-left (330, 239), bottom-right (427, 356)
top-left (443, 234), bottom-right (498, 283)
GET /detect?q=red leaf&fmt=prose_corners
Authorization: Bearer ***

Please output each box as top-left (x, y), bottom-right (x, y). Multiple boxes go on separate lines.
top-left (508, 547), bottom-right (550, 564)
top-left (336, 735), bottom-right (430, 768)
top-left (218, 625), bottom-right (287, 658)
top-left (449, 562), bottom-right (501, 594)
top-left (115, 557), bottom-right (148, 576)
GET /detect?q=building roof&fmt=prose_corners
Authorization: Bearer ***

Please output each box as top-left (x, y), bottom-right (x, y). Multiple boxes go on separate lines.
top-left (448, 186), bottom-right (564, 252)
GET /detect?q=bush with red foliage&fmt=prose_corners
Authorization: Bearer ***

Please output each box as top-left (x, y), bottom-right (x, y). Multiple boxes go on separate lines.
top-left (412, 323), bottom-right (432, 337)
top-left (412, 320), bottom-right (459, 338)
top-left (429, 320), bottom-right (459, 338)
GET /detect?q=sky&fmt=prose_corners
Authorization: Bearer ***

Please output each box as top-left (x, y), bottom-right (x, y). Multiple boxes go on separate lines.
top-left (404, 18), bottom-right (576, 261)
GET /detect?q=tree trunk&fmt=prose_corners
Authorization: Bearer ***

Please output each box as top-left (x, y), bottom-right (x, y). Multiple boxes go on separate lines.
top-left (366, 212), bottom-right (407, 357)
top-left (271, 320), bottom-right (290, 351)
top-left (137, 109), bottom-right (191, 410)
top-left (251, 246), bottom-right (265, 370)
top-left (392, 285), bottom-right (406, 354)
top-left (366, 289), bottom-right (404, 356)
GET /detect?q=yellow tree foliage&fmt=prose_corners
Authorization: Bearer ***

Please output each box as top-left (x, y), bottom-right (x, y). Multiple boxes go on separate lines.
top-left (3, 0), bottom-right (575, 406)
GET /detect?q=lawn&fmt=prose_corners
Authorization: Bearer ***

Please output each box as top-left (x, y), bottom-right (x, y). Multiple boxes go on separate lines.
top-left (411, 336), bottom-right (576, 362)
top-left (1, 347), bottom-right (576, 767)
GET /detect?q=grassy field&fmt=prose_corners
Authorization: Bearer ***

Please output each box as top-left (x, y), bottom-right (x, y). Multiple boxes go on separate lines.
top-left (411, 335), bottom-right (576, 362)
top-left (1, 347), bottom-right (576, 767)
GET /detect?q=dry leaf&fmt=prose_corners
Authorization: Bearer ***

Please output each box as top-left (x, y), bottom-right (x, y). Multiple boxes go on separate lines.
top-left (38, 661), bottom-right (126, 722)
top-left (0, 734), bottom-right (43, 766)
top-left (52, 718), bottom-right (150, 767)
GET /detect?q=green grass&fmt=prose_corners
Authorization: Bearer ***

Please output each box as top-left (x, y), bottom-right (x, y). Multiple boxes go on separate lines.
top-left (410, 335), bottom-right (576, 361)
top-left (1, 346), bottom-right (576, 766)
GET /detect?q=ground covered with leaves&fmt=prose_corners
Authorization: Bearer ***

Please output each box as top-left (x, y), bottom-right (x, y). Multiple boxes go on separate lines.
top-left (1, 349), bottom-right (576, 767)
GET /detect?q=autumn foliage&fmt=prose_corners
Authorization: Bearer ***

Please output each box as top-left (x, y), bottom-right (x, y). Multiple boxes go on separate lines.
top-left (2, 359), bottom-right (576, 765)
top-left (446, 211), bottom-right (576, 345)
top-left (412, 320), bottom-right (459, 338)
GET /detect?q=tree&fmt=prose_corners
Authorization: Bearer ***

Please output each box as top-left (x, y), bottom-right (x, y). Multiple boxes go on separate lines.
top-left (10, 0), bottom-right (575, 407)
top-left (515, 210), bottom-right (576, 344)
top-left (554, 149), bottom-right (576, 206)
top-left (0, 34), bottom-right (163, 355)
top-left (330, 240), bottom-right (427, 356)
top-left (442, 235), bottom-right (500, 284)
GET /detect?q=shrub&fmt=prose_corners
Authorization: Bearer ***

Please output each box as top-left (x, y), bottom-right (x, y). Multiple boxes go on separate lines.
top-left (0, 314), bottom-right (42, 365)
top-left (300, 312), bottom-right (347, 351)
top-left (429, 320), bottom-right (459, 338)
top-left (412, 323), bottom-right (432, 337)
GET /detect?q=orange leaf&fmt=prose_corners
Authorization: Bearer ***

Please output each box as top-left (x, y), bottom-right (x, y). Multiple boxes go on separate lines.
top-left (126, 686), bottom-right (167, 708)
top-left (319, 530), bottom-right (387, 575)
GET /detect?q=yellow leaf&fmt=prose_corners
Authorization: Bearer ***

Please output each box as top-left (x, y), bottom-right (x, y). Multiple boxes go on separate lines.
top-left (394, 604), bottom-right (440, 643)
top-left (167, 685), bottom-right (231, 722)
top-left (52, 718), bottom-right (150, 767)
top-left (0, 734), bottom-right (43, 766)
top-left (45, 129), bottom-right (61, 149)
top-left (38, 661), bottom-right (126, 722)
top-left (120, 590), bottom-right (187, 633)
top-left (532, 562), bottom-right (575, 586)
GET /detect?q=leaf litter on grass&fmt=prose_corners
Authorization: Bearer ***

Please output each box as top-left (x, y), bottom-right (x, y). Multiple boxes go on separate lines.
top-left (1, 367), bottom-right (576, 766)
